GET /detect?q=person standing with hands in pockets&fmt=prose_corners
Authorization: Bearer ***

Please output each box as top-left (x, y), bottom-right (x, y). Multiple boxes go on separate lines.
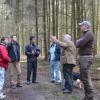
top-left (7, 35), bottom-right (22, 89)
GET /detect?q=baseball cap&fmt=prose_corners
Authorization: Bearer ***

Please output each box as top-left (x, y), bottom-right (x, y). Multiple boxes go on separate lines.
top-left (79, 21), bottom-right (91, 27)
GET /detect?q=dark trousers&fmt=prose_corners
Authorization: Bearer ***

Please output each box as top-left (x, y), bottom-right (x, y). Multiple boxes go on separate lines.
top-left (27, 61), bottom-right (37, 82)
top-left (63, 64), bottom-right (74, 92)
top-left (79, 56), bottom-right (94, 99)
top-left (73, 72), bottom-right (80, 81)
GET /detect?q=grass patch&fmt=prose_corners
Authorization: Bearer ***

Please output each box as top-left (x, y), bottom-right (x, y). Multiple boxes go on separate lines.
top-left (69, 95), bottom-right (80, 100)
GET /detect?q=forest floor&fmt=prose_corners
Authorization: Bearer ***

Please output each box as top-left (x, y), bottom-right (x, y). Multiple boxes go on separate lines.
top-left (3, 58), bottom-right (100, 100)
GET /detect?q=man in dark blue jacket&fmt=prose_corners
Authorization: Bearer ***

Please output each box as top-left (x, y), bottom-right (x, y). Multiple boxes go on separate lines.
top-left (25, 36), bottom-right (40, 85)
top-left (7, 35), bottom-right (22, 89)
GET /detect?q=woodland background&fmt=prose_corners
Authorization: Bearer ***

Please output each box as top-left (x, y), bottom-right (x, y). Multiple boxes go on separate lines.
top-left (0, 0), bottom-right (100, 59)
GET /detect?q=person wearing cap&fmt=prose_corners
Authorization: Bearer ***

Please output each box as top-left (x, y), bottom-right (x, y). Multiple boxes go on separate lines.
top-left (76, 21), bottom-right (94, 100)
top-left (7, 35), bottom-right (22, 89)
top-left (25, 36), bottom-right (40, 85)
top-left (0, 37), bottom-right (11, 99)
top-left (50, 34), bottom-right (76, 94)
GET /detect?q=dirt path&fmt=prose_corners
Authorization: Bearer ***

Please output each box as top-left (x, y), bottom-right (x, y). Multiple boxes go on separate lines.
top-left (3, 61), bottom-right (100, 100)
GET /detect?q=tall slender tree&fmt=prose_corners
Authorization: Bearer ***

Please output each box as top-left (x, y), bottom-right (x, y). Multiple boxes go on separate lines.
top-left (35, 0), bottom-right (39, 45)
top-left (65, 0), bottom-right (68, 33)
top-left (55, 0), bottom-right (59, 38)
top-left (43, 0), bottom-right (48, 60)
top-left (47, 0), bottom-right (51, 48)
top-left (71, 0), bottom-right (77, 41)
top-left (52, 0), bottom-right (55, 35)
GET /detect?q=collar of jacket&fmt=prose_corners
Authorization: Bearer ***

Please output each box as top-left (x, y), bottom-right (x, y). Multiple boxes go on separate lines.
top-left (83, 30), bottom-right (90, 35)
top-left (51, 43), bottom-right (56, 47)
top-left (0, 43), bottom-right (6, 46)
top-left (30, 43), bottom-right (35, 46)
top-left (11, 41), bottom-right (18, 44)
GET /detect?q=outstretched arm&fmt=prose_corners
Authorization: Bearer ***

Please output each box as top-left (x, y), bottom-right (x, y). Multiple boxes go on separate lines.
top-left (50, 35), bottom-right (69, 48)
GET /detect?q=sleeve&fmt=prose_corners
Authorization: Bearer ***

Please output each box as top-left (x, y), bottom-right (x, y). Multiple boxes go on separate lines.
top-left (0, 46), bottom-right (11, 62)
top-left (18, 44), bottom-right (20, 61)
top-left (25, 45), bottom-right (33, 56)
top-left (76, 33), bottom-right (93, 48)
top-left (56, 40), bottom-right (71, 48)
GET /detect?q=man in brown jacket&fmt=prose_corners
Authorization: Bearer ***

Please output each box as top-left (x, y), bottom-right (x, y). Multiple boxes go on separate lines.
top-left (51, 34), bottom-right (76, 93)
top-left (76, 21), bottom-right (95, 100)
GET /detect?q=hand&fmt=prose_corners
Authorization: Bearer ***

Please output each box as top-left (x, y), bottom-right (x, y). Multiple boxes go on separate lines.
top-left (76, 39), bottom-right (82, 43)
top-left (76, 40), bottom-right (79, 43)
top-left (32, 50), bottom-right (35, 54)
top-left (5, 68), bottom-right (8, 71)
top-left (50, 35), bottom-right (58, 42)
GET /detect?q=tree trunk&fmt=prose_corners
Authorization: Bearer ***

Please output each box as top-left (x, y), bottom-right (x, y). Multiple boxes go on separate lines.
top-left (71, 0), bottom-right (76, 42)
top-left (35, 0), bottom-right (39, 45)
top-left (55, 0), bottom-right (59, 38)
top-left (43, 0), bottom-right (48, 60)
top-left (47, 0), bottom-right (51, 50)
top-left (65, 0), bottom-right (68, 34)
top-left (52, 0), bottom-right (55, 35)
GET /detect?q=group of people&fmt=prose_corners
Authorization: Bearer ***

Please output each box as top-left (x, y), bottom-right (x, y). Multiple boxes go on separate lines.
top-left (0, 35), bottom-right (40, 99)
top-left (0, 20), bottom-right (95, 100)
top-left (49, 21), bottom-right (95, 100)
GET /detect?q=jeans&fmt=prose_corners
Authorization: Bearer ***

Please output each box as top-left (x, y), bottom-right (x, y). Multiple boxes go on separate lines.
top-left (0, 67), bottom-right (5, 95)
top-left (63, 64), bottom-right (74, 92)
top-left (27, 61), bottom-right (37, 82)
top-left (50, 60), bottom-right (61, 82)
top-left (79, 56), bottom-right (94, 99)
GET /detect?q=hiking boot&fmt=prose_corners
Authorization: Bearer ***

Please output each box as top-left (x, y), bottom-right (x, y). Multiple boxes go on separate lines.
top-left (27, 81), bottom-right (31, 85)
top-left (16, 83), bottom-right (22, 87)
top-left (32, 81), bottom-right (39, 84)
top-left (82, 97), bottom-right (95, 100)
top-left (88, 97), bottom-right (96, 100)
top-left (51, 80), bottom-right (55, 83)
top-left (63, 89), bottom-right (72, 94)
top-left (62, 88), bottom-right (67, 91)
top-left (55, 81), bottom-right (61, 85)
top-left (10, 84), bottom-right (16, 89)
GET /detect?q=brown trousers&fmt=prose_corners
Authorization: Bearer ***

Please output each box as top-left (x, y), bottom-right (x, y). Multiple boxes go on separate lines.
top-left (79, 56), bottom-right (94, 99)
top-left (9, 62), bottom-right (21, 85)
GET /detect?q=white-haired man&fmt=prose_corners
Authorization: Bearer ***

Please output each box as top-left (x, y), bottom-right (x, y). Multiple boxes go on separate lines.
top-left (51, 34), bottom-right (76, 94)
